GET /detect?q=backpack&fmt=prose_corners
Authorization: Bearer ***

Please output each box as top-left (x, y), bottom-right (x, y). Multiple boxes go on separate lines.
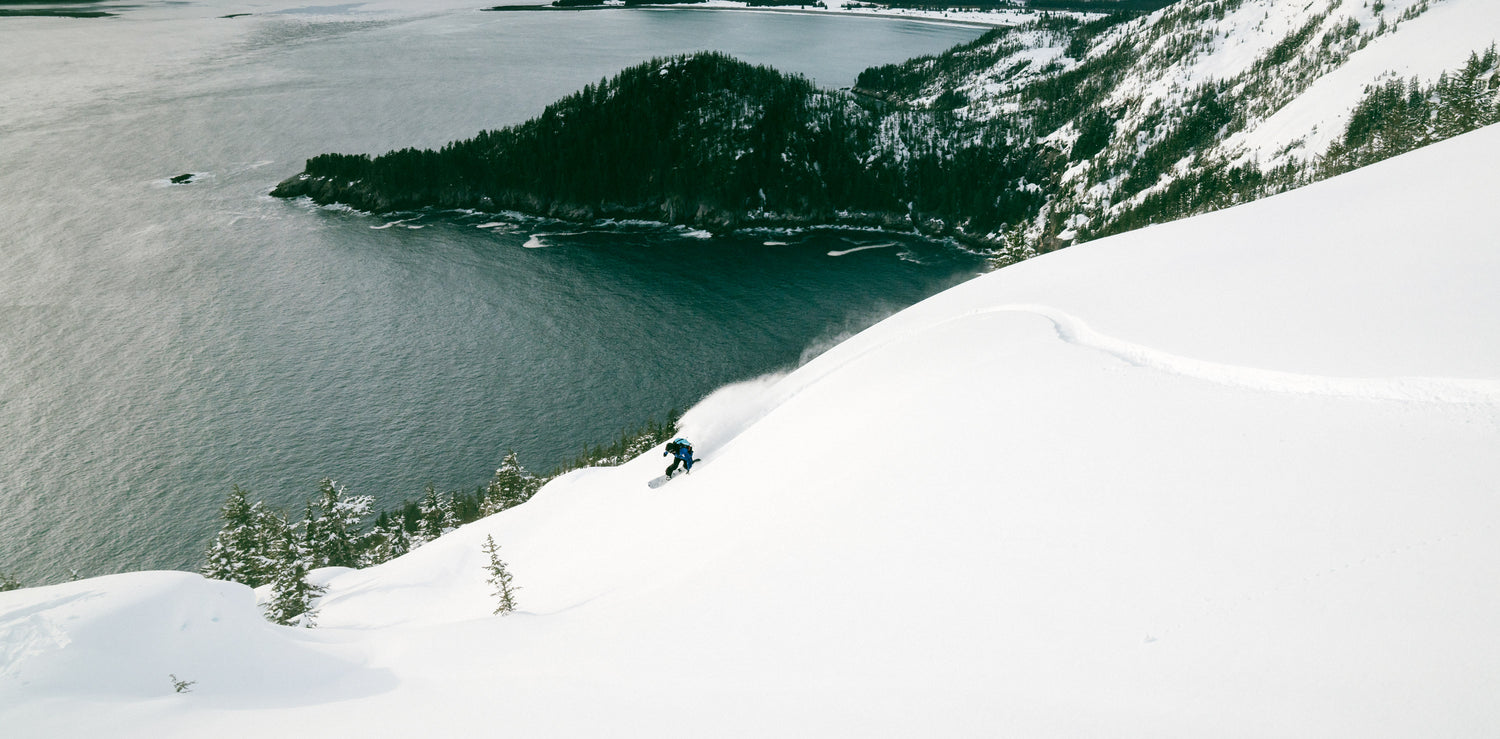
top-left (666, 438), bottom-right (691, 455)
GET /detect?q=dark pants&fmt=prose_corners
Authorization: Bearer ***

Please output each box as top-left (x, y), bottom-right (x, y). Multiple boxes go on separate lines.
top-left (666, 456), bottom-right (692, 476)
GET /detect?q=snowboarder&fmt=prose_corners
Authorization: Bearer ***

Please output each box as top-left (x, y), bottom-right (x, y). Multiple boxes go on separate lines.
top-left (663, 438), bottom-right (697, 479)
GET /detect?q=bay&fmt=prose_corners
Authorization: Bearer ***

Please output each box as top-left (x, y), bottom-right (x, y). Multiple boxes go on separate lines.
top-left (0, 2), bottom-right (985, 583)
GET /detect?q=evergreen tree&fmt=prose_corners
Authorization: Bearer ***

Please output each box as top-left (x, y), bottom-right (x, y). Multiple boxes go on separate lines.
top-left (449, 486), bottom-right (487, 525)
top-left (248, 502), bottom-right (291, 583)
top-left (360, 513), bottom-right (413, 567)
top-left (0, 570), bottom-right (21, 592)
top-left (305, 478), bottom-right (373, 569)
top-left (481, 452), bottom-right (531, 516)
top-left (202, 485), bottom-right (256, 584)
top-left (295, 499), bottom-right (321, 570)
top-left (203, 486), bottom-right (286, 588)
top-left (264, 535), bottom-right (325, 627)
top-left (416, 483), bottom-right (456, 545)
top-left (482, 534), bottom-right (520, 616)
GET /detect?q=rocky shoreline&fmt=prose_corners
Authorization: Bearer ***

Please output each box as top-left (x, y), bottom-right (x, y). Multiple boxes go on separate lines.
top-left (269, 170), bottom-right (999, 249)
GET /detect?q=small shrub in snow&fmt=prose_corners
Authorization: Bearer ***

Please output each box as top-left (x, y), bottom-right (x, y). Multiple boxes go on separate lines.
top-left (169, 674), bottom-right (196, 694)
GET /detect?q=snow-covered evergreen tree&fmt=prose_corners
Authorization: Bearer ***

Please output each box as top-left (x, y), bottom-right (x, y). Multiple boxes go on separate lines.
top-left (202, 486), bottom-right (256, 585)
top-left (415, 484), bottom-right (457, 545)
top-left (304, 478), bottom-right (373, 569)
top-left (248, 502), bottom-right (290, 582)
top-left (360, 514), bottom-right (412, 567)
top-left (481, 451), bottom-right (532, 516)
top-left (203, 486), bottom-right (287, 588)
top-left (482, 534), bottom-right (519, 616)
top-left (293, 500), bottom-right (322, 578)
top-left (1434, 47), bottom-right (1500, 138)
top-left (0, 570), bottom-right (21, 592)
top-left (264, 535), bottom-right (325, 628)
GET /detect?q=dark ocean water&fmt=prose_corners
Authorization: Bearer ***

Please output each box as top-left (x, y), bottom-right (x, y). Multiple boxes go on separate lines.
top-left (0, 3), bottom-right (985, 583)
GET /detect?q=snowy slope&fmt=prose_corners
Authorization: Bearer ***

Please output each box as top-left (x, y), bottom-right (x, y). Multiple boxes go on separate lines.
top-left (4, 125), bottom-right (1500, 737)
top-left (951, 0), bottom-right (1500, 243)
top-left (1061, 0), bottom-right (1500, 165)
top-left (1222, 0), bottom-right (1500, 168)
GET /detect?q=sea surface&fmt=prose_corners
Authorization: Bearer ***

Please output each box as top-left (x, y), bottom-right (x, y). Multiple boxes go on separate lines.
top-left (0, 1), bottom-right (985, 584)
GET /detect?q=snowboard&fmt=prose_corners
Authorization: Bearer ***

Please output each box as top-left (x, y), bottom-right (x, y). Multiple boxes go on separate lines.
top-left (647, 460), bottom-right (701, 489)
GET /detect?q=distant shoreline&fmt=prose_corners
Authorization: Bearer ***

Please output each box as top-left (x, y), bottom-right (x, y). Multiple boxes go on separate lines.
top-left (480, 3), bottom-right (1038, 29)
top-left (0, 8), bottom-right (115, 17)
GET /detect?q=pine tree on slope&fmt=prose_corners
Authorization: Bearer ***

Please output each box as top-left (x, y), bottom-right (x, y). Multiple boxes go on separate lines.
top-left (203, 485), bottom-right (260, 585)
top-left (203, 486), bottom-right (289, 588)
top-left (306, 478), bottom-right (373, 569)
top-left (482, 534), bottom-right (520, 616)
top-left (481, 452), bottom-right (531, 517)
top-left (415, 483), bottom-right (457, 547)
top-left (264, 535), bottom-right (325, 627)
top-left (361, 514), bottom-right (412, 567)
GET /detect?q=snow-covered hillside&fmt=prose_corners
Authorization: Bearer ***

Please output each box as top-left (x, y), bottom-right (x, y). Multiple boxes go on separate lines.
top-left (5, 117), bottom-right (1499, 735)
top-left (870, 0), bottom-right (1500, 249)
top-left (1056, 0), bottom-right (1500, 165)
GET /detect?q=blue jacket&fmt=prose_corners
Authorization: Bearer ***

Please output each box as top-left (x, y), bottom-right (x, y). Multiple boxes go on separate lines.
top-left (665, 439), bottom-right (695, 468)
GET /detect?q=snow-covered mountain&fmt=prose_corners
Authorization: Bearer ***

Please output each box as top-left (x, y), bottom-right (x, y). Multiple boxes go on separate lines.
top-left (859, 0), bottom-right (1500, 251)
top-left (5, 112), bottom-right (1499, 735)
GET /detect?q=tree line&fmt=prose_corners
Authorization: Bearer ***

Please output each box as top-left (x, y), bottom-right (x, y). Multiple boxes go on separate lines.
top-left (1319, 46), bottom-right (1500, 177)
top-left (200, 413), bottom-right (677, 626)
top-left (1094, 45), bottom-right (1500, 241)
top-left (275, 51), bottom-right (1065, 241)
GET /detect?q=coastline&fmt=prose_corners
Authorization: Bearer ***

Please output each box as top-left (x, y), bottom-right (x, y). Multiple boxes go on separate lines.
top-left (273, 177), bottom-right (1002, 253)
top-left (480, 1), bottom-right (1095, 29)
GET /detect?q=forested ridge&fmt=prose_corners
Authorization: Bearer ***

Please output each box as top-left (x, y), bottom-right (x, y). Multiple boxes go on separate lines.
top-left (277, 54), bottom-right (876, 228)
top-left (275, 1), bottom-right (1500, 259)
top-left (272, 51), bottom-right (1045, 238)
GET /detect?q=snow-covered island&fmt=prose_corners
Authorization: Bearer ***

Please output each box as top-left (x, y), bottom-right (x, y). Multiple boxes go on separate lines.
top-left (8, 117), bottom-right (1500, 738)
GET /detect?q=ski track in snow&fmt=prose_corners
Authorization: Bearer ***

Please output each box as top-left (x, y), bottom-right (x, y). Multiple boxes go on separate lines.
top-left (971, 304), bottom-right (1500, 406)
top-left (786, 300), bottom-right (1500, 412)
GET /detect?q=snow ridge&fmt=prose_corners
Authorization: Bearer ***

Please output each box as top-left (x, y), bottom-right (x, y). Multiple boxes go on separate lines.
top-left (798, 297), bottom-right (1500, 409)
top-left (974, 303), bottom-right (1500, 405)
